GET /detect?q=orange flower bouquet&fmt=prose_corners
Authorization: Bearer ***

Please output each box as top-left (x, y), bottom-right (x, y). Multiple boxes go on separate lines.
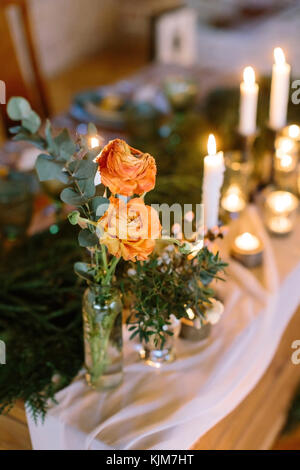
top-left (7, 97), bottom-right (162, 389)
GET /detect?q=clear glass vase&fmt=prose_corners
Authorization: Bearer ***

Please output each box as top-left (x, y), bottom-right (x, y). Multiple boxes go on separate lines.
top-left (141, 336), bottom-right (175, 367)
top-left (139, 317), bottom-right (180, 367)
top-left (82, 284), bottom-right (123, 390)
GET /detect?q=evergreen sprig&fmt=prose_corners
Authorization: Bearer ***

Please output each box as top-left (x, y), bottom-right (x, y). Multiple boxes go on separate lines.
top-left (125, 247), bottom-right (227, 347)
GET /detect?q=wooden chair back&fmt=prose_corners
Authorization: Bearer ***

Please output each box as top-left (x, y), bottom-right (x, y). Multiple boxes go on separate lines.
top-left (0, 0), bottom-right (50, 135)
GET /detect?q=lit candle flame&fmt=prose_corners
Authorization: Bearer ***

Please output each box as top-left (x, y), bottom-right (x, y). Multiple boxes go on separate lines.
top-left (207, 134), bottom-right (216, 156)
top-left (288, 124), bottom-right (300, 139)
top-left (274, 47), bottom-right (286, 66)
top-left (89, 136), bottom-right (100, 149)
top-left (243, 66), bottom-right (255, 86)
top-left (279, 154), bottom-right (293, 170)
top-left (235, 232), bottom-right (260, 251)
top-left (278, 137), bottom-right (294, 153)
top-left (268, 191), bottom-right (298, 213)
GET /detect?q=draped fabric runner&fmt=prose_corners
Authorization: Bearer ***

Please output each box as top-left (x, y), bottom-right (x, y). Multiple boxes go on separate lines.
top-left (27, 206), bottom-right (300, 449)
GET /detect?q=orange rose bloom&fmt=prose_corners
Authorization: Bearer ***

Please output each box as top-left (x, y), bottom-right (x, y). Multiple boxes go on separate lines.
top-left (96, 139), bottom-right (156, 196)
top-left (97, 196), bottom-right (161, 261)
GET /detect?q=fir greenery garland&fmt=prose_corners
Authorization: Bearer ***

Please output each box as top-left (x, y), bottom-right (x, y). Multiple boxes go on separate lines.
top-left (0, 224), bottom-right (84, 420)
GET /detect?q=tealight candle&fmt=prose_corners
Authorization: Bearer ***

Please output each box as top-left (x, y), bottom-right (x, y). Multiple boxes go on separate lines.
top-left (202, 134), bottom-right (225, 229)
top-left (266, 190), bottom-right (298, 213)
top-left (221, 184), bottom-right (246, 215)
top-left (231, 232), bottom-right (263, 268)
top-left (267, 216), bottom-right (292, 235)
top-left (265, 190), bottom-right (298, 235)
top-left (239, 66), bottom-right (258, 136)
top-left (269, 47), bottom-right (291, 130)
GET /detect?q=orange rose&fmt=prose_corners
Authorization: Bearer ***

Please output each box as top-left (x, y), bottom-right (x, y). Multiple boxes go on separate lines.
top-left (97, 196), bottom-right (161, 261)
top-left (96, 139), bottom-right (156, 196)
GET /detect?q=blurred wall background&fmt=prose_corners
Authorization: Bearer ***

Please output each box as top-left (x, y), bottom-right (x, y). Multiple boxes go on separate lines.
top-left (7, 0), bottom-right (300, 81)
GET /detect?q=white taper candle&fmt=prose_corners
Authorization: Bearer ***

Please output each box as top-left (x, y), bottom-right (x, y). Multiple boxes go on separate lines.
top-left (239, 66), bottom-right (258, 136)
top-left (269, 47), bottom-right (291, 130)
top-left (202, 134), bottom-right (225, 229)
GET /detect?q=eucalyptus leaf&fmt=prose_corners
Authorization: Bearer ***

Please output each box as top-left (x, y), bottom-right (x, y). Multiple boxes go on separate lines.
top-left (7, 97), bottom-right (32, 120)
top-left (60, 187), bottom-right (87, 205)
top-left (78, 229), bottom-right (98, 247)
top-left (67, 210), bottom-right (80, 225)
top-left (85, 149), bottom-right (101, 161)
top-left (78, 177), bottom-right (95, 199)
top-left (12, 131), bottom-right (46, 150)
top-left (54, 129), bottom-right (76, 161)
top-left (90, 196), bottom-right (109, 219)
top-left (22, 110), bottom-right (41, 134)
top-left (74, 262), bottom-right (95, 282)
top-left (68, 159), bottom-right (97, 179)
top-left (9, 125), bottom-right (22, 134)
top-left (45, 120), bottom-right (58, 156)
top-left (35, 154), bottom-right (69, 183)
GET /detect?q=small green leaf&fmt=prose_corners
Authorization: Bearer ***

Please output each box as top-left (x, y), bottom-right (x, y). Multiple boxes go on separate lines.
top-left (78, 177), bottom-right (95, 199)
top-left (86, 149), bottom-right (101, 161)
top-left (12, 131), bottom-right (46, 149)
top-left (45, 119), bottom-right (58, 156)
top-left (78, 229), bottom-right (98, 247)
top-left (7, 97), bottom-right (32, 120)
top-left (22, 110), bottom-right (41, 133)
top-left (67, 210), bottom-right (80, 225)
top-left (90, 196), bottom-right (109, 219)
top-left (9, 125), bottom-right (22, 134)
top-left (74, 262), bottom-right (95, 282)
top-left (35, 154), bottom-right (68, 183)
top-left (60, 187), bottom-right (87, 205)
top-left (54, 129), bottom-right (76, 161)
top-left (68, 159), bottom-right (97, 179)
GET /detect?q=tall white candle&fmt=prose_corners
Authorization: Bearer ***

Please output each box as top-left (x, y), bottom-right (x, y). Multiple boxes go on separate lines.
top-left (269, 47), bottom-right (291, 130)
top-left (202, 134), bottom-right (225, 229)
top-left (239, 66), bottom-right (258, 136)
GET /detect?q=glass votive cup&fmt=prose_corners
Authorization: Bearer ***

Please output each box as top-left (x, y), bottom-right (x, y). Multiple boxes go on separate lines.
top-left (221, 184), bottom-right (247, 219)
top-left (231, 231), bottom-right (263, 268)
top-left (221, 151), bottom-right (253, 221)
top-left (264, 190), bottom-right (298, 236)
